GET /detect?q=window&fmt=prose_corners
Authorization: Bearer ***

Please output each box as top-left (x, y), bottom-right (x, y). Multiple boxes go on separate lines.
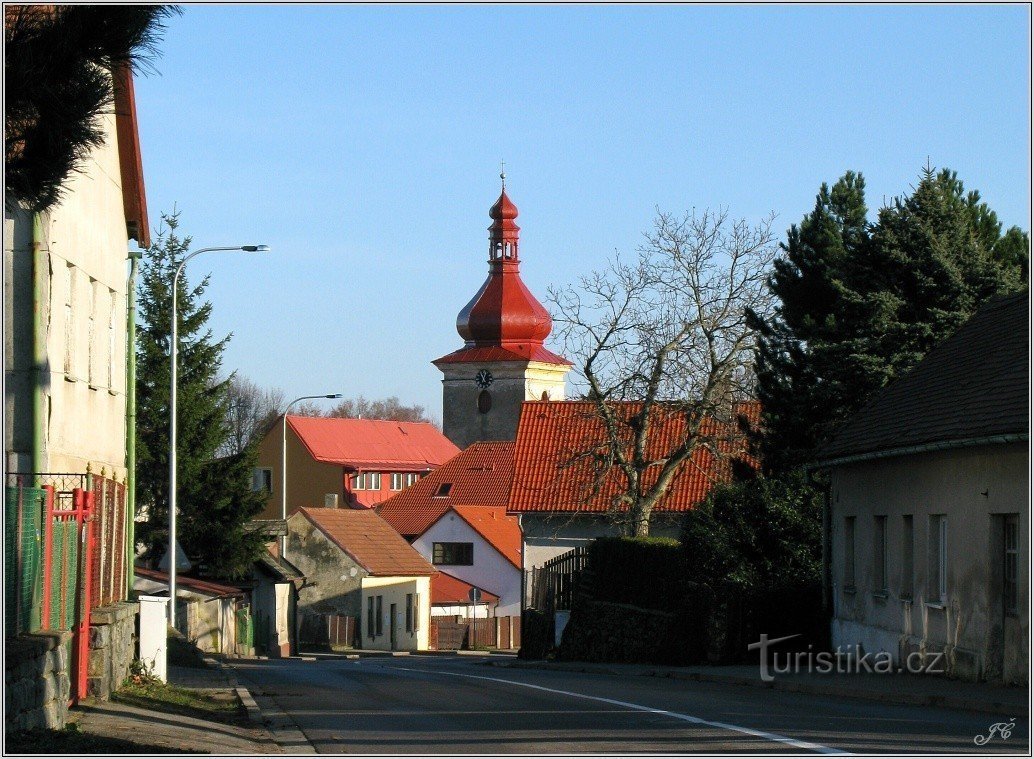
top-left (64, 265), bottom-right (75, 377)
top-left (929, 515), bottom-right (947, 603)
top-left (901, 515), bottom-right (914, 598)
top-left (406, 593), bottom-right (413, 633)
top-left (252, 468), bottom-right (272, 493)
top-left (874, 516), bottom-right (887, 594)
top-left (87, 278), bottom-right (96, 386)
top-left (353, 472), bottom-right (382, 490)
top-left (844, 517), bottom-right (856, 590)
top-left (375, 595), bottom-right (383, 636)
top-left (1004, 515), bottom-right (1019, 616)
top-left (367, 596), bottom-right (375, 637)
top-left (432, 542), bottom-right (473, 566)
top-left (413, 594), bottom-right (420, 631)
top-left (434, 483), bottom-right (453, 498)
top-left (107, 290), bottom-right (117, 389)
top-left (391, 472), bottom-right (420, 491)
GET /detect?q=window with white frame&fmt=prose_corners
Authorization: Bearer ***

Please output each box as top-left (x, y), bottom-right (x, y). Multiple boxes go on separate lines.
top-left (391, 472), bottom-right (421, 491)
top-left (107, 290), bottom-right (117, 389)
top-left (64, 265), bottom-right (75, 377)
top-left (929, 514), bottom-right (947, 603)
top-left (87, 278), bottom-right (96, 386)
top-left (353, 472), bottom-right (382, 490)
top-left (251, 468), bottom-right (272, 493)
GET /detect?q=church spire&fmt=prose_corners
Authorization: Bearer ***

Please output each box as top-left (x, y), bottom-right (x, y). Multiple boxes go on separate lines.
top-left (488, 169), bottom-right (520, 263)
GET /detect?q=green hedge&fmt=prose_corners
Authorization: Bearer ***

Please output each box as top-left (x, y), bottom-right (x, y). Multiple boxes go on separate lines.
top-left (581, 536), bottom-right (685, 611)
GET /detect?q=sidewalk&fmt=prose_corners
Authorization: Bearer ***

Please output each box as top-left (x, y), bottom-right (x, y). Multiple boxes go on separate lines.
top-left (488, 659), bottom-right (1029, 716)
top-left (69, 664), bottom-right (280, 754)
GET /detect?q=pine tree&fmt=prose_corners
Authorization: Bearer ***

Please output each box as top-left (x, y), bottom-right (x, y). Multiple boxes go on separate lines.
top-left (753, 167), bottom-right (1028, 472)
top-left (135, 211), bottom-right (267, 579)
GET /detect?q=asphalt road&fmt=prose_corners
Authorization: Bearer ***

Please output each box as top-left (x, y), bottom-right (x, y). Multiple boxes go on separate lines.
top-left (230, 654), bottom-right (1029, 754)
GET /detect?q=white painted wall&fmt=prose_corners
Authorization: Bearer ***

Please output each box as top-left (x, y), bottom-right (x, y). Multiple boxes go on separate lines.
top-left (361, 575), bottom-right (431, 651)
top-left (413, 511), bottom-right (522, 617)
top-left (830, 443), bottom-right (1028, 684)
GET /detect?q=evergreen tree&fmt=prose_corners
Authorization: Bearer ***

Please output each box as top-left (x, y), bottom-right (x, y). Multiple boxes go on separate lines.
top-left (135, 211), bottom-right (266, 579)
top-left (754, 167), bottom-right (1028, 472)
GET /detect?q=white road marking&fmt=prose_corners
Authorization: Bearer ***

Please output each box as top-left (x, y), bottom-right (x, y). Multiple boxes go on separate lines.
top-left (386, 664), bottom-right (850, 755)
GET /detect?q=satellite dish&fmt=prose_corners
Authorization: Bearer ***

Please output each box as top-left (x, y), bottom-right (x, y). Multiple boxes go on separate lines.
top-left (468, 587), bottom-right (482, 603)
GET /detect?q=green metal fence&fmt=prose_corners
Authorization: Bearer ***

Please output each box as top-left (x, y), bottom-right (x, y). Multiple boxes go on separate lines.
top-left (235, 607), bottom-right (253, 650)
top-left (4, 486), bottom-right (45, 634)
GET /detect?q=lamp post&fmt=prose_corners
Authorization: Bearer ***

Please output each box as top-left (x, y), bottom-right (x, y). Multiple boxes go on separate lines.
top-left (281, 394), bottom-right (341, 556)
top-left (169, 245), bottom-right (269, 629)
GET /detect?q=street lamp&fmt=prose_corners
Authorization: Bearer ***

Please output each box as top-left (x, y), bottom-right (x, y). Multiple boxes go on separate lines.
top-left (281, 394), bottom-right (342, 556)
top-left (168, 245), bottom-right (269, 629)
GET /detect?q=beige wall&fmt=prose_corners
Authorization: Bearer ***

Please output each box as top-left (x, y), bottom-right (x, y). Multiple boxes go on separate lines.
top-left (4, 111), bottom-right (131, 479)
top-left (254, 423), bottom-right (344, 520)
top-left (830, 443), bottom-right (1028, 683)
top-left (439, 360), bottom-right (569, 449)
top-left (361, 575), bottom-right (431, 651)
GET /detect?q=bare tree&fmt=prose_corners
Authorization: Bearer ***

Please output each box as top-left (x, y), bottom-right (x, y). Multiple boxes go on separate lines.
top-left (219, 375), bottom-right (285, 457)
top-left (325, 396), bottom-right (438, 426)
top-left (548, 208), bottom-right (777, 537)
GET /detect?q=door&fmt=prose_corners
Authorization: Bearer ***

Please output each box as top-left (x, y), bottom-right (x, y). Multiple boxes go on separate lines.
top-left (389, 603), bottom-right (398, 651)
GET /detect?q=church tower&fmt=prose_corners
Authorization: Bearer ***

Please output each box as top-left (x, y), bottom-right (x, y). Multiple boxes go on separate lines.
top-left (433, 174), bottom-right (571, 450)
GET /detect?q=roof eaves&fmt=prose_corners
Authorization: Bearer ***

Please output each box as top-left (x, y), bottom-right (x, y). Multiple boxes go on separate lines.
top-left (809, 433), bottom-right (1029, 471)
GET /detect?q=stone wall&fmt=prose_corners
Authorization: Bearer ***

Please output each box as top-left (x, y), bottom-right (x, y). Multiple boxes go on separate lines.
top-left (4, 631), bottom-right (72, 731)
top-left (88, 601), bottom-right (138, 699)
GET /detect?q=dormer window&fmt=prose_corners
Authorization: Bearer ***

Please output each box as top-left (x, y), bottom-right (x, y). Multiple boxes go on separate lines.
top-left (434, 483), bottom-right (453, 498)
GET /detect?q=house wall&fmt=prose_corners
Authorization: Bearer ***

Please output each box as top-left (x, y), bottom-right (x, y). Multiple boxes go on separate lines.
top-left (252, 579), bottom-right (293, 657)
top-left (255, 426), bottom-right (344, 519)
top-left (830, 443), bottom-right (1028, 684)
top-left (439, 360), bottom-right (569, 450)
top-left (520, 512), bottom-right (683, 569)
top-left (413, 512), bottom-right (522, 616)
top-left (361, 575), bottom-right (431, 651)
top-left (4, 111), bottom-right (130, 478)
top-left (285, 512), bottom-right (367, 644)
top-left (133, 576), bottom-right (240, 656)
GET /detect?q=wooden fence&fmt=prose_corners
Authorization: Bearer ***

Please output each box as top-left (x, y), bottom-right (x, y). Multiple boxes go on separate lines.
top-left (429, 615), bottom-right (521, 650)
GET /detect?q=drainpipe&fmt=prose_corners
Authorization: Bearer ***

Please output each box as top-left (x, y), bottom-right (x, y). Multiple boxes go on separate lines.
top-left (126, 251), bottom-right (142, 592)
top-left (31, 212), bottom-right (46, 480)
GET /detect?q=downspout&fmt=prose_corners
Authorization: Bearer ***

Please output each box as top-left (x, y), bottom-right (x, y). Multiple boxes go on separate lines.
top-left (31, 212), bottom-right (46, 479)
top-left (126, 251), bottom-right (142, 592)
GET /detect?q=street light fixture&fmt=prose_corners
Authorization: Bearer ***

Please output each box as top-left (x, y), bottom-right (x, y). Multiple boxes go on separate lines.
top-left (281, 394), bottom-right (342, 556)
top-left (168, 245), bottom-right (269, 630)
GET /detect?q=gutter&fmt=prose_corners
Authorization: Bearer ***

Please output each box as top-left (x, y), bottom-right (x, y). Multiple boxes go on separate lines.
top-left (31, 212), bottom-right (46, 478)
top-left (808, 433), bottom-right (1029, 471)
top-left (126, 250), bottom-right (142, 592)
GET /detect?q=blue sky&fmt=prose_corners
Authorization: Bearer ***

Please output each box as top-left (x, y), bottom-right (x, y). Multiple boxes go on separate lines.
top-left (133, 4), bottom-right (1031, 420)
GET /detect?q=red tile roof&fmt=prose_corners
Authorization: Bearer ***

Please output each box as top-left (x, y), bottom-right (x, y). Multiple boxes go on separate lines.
top-left (297, 508), bottom-right (435, 577)
top-left (509, 400), bottom-right (759, 513)
top-left (134, 567), bottom-right (245, 598)
top-left (377, 442), bottom-right (514, 536)
top-left (434, 345), bottom-right (571, 366)
top-left (431, 571), bottom-right (500, 605)
top-left (448, 506), bottom-right (522, 569)
top-left (287, 416), bottom-right (459, 471)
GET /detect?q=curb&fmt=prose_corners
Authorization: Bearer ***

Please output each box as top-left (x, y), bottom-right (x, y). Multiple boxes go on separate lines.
top-left (488, 660), bottom-right (1028, 717)
top-left (208, 658), bottom-right (317, 754)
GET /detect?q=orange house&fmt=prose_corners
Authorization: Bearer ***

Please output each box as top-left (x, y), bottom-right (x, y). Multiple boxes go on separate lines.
top-left (253, 416), bottom-right (459, 520)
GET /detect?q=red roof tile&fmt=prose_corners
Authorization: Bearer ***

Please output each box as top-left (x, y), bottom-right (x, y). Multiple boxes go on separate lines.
top-left (377, 442), bottom-right (514, 536)
top-left (298, 508), bottom-right (435, 577)
top-left (434, 345), bottom-right (571, 366)
top-left (431, 571), bottom-right (500, 605)
top-left (287, 416), bottom-right (459, 471)
top-left (448, 506), bottom-right (522, 569)
top-left (509, 400), bottom-right (759, 513)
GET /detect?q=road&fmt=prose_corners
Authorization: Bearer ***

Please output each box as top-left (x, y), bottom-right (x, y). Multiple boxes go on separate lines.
top-left (229, 654), bottom-right (1028, 754)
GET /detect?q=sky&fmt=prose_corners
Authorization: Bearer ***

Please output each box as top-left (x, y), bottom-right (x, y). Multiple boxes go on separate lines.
top-left (132, 4), bottom-right (1032, 421)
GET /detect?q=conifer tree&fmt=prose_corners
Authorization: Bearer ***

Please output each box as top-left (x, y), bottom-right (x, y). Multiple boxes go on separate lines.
top-left (135, 211), bottom-right (267, 579)
top-left (753, 167), bottom-right (1028, 472)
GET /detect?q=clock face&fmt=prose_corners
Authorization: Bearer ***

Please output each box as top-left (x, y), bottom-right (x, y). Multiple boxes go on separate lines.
top-left (474, 369), bottom-right (494, 389)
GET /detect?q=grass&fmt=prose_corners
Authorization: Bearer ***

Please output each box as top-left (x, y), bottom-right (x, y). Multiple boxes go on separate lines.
top-left (4, 723), bottom-right (179, 754)
top-left (113, 677), bottom-right (246, 726)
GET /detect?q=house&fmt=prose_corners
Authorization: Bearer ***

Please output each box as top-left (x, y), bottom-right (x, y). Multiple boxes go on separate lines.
top-left (253, 416), bottom-right (459, 518)
top-left (286, 507), bottom-right (435, 651)
top-left (134, 567), bottom-right (250, 658)
top-left (4, 11), bottom-right (149, 728)
top-left (509, 400), bottom-right (760, 568)
top-left (413, 506), bottom-right (522, 617)
top-left (245, 553), bottom-right (305, 658)
top-left (814, 293), bottom-right (1028, 684)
